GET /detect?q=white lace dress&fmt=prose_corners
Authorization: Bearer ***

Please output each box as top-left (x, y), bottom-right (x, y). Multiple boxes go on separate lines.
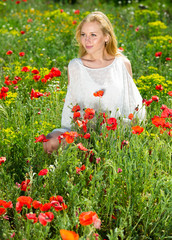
top-left (57, 56), bottom-right (145, 132)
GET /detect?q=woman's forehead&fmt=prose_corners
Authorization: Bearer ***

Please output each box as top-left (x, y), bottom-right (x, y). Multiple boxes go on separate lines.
top-left (81, 21), bottom-right (102, 33)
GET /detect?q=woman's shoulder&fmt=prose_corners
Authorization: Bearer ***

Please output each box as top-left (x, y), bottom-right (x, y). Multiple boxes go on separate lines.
top-left (68, 58), bottom-right (81, 68)
top-left (115, 53), bottom-right (131, 63)
top-left (115, 54), bottom-right (132, 77)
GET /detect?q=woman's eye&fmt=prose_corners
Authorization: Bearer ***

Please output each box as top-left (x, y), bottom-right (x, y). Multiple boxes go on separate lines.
top-left (81, 33), bottom-right (85, 37)
top-left (91, 34), bottom-right (96, 37)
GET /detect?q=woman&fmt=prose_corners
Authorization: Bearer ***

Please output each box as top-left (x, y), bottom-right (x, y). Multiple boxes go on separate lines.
top-left (43, 11), bottom-right (145, 154)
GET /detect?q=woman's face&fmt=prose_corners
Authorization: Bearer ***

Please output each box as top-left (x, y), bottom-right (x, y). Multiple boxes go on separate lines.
top-left (80, 21), bottom-right (109, 56)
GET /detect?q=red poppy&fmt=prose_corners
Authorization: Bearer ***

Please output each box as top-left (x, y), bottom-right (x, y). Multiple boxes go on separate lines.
top-left (44, 73), bottom-right (53, 80)
top-left (152, 116), bottom-right (166, 128)
top-left (41, 78), bottom-right (47, 83)
top-left (72, 105), bottom-right (80, 112)
top-left (0, 200), bottom-right (13, 208)
top-left (60, 229), bottom-right (79, 240)
top-left (44, 92), bottom-right (51, 97)
top-left (128, 113), bottom-right (134, 120)
top-left (135, 106), bottom-right (139, 111)
top-left (118, 47), bottom-right (124, 51)
top-left (62, 131), bottom-right (78, 144)
top-left (164, 122), bottom-right (172, 128)
top-left (81, 165), bottom-right (86, 171)
top-left (135, 27), bottom-right (139, 32)
top-left (76, 119), bottom-right (88, 132)
top-left (6, 50), bottom-right (13, 55)
top-left (76, 164), bottom-right (86, 174)
top-left (50, 195), bottom-right (63, 203)
top-left (0, 207), bottom-right (6, 216)
top-left (155, 85), bottom-right (163, 91)
top-left (152, 95), bottom-right (159, 102)
top-left (17, 196), bottom-right (33, 209)
top-left (53, 202), bottom-right (67, 212)
top-left (93, 90), bottom-right (104, 97)
top-left (1, 87), bottom-right (9, 93)
top-left (38, 169), bottom-right (48, 176)
top-left (79, 211), bottom-right (98, 226)
top-left (77, 143), bottom-right (88, 151)
top-left (99, 112), bottom-right (107, 126)
top-left (4, 78), bottom-right (12, 85)
top-left (10, 233), bottom-right (15, 239)
top-left (167, 91), bottom-right (172, 96)
top-left (0, 157), bottom-right (6, 166)
top-left (72, 20), bottom-right (77, 25)
top-left (61, 203), bottom-right (68, 210)
top-left (20, 30), bottom-right (25, 34)
top-left (12, 80), bottom-right (17, 85)
top-left (35, 134), bottom-right (49, 143)
top-left (51, 200), bottom-right (61, 211)
top-left (30, 89), bottom-right (44, 100)
top-left (19, 52), bottom-right (25, 57)
top-left (0, 92), bottom-right (7, 100)
top-left (16, 1), bottom-right (20, 3)
top-left (21, 66), bottom-right (30, 72)
top-left (74, 9), bottom-right (80, 14)
top-left (144, 99), bottom-right (153, 107)
top-left (33, 75), bottom-right (41, 81)
top-left (16, 201), bottom-right (23, 212)
top-left (20, 179), bottom-right (30, 191)
top-left (106, 118), bottom-right (117, 130)
top-left (50, 67), bottom-right (61, 77)
top-left (83, 133), bottom-right (90, 139)
top-left (27, 19), bottom-right (33, 23)
top-left (73, 111), bottom-right (81, 120)
top-left (84, 108), bottom-right (95, 120)
top-left (131, 126), bottom-right (144, 135)
top-left (165, 57), bottom-right (171, 61)
top-left (26, 213), bottom-right (38, 223)
top-left (117, 168), bottom-right (122, 173)
top-left (160, 104), bottom-right (167, 110)
top-left (60, 9), bottom-right (64, 13)
top-left (40, 203), bottom-right (51, 211)
top-left (32, 200), bottom-right (42, 209)
top-left (112, 214), bottom-right (117, 220)
top-left (31, 69), bottom-right (39, 74)
top-left (161, 107), bottom-right (172, 118)
top-left (121, 140), bottom-right (129, 149)
top-left (15, 76), bottom-right (21, 81)
top-left (155, 52), bottom-right (162, 57)
top-left (38, 212), bottom-right (54, 226)
top-left (168, 129), bottom-right (172, 136)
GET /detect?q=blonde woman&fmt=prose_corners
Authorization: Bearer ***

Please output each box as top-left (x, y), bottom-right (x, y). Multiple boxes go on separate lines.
top-left (43, 11), bottom-right (145, 154)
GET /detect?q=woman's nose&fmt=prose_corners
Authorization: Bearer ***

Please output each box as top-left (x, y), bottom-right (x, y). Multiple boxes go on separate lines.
top-left (85, 36), bottom-right (91, 42)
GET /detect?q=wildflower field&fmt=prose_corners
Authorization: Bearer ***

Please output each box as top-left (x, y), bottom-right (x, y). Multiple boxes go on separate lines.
top-left (0, 0), bottom-right (172, 239)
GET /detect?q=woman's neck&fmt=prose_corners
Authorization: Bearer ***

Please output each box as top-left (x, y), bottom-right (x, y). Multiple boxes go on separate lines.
top-left (81, 52), bottom-right (115, 68)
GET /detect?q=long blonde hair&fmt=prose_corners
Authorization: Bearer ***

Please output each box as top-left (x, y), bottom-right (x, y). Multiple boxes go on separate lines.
top-left (75, 11), bottom-right (121, 58)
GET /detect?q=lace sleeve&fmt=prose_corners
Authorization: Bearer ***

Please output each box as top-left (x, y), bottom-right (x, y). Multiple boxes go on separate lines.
top-left (61, 59), bottom-right (78, 129)
top-left (61, 85), bottom-right (76, 129)
top-left (121, 59), bottom-right (146, 122)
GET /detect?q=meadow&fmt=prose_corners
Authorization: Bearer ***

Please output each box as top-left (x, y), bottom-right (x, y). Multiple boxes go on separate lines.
top-left (0, 0), bottom-right (172, 239)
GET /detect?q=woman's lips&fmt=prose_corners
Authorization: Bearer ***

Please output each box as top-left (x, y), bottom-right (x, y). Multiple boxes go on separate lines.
top-left (86, 46), bottom-right (93, 49)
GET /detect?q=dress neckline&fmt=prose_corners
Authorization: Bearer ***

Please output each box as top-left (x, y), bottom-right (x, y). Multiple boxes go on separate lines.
top-left (77, 57), bottom-right (118, 70)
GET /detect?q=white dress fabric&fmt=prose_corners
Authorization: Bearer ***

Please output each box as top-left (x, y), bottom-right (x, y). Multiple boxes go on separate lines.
top-left (60, 56), bottom-right (146, 130)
